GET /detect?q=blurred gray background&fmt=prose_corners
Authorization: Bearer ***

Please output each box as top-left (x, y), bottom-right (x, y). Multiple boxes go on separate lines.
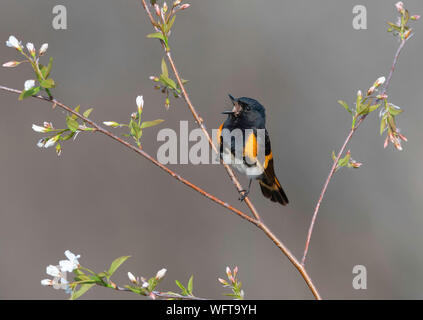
top-left (0, 0), bottom-right (422, 299)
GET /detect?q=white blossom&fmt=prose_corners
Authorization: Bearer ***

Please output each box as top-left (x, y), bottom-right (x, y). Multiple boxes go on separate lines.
top-left (41, 279), bottom-right (53, 286)
top-left (6, 35), bottom-right (22, 50)
top-left (26, 42), bottom-right (35, 55)
top-left (103, 121), bottom-right (120, 127)
top-left (37, 138), bottom-right (46, 148)
top-left (136, 95), bottom-right (144, 112)
top-left (128, 272), bottom-right (137, 284)
top-left (43, 136), bottom-right (58, 148)
top-left (24, 80), bottom-right (35, 91)
top-left (39, 43), bottom-right (48, 55)
top-left (2, 61), bottom-right (20, 68)
top-left (46, 265), bottom-right (62, 277)
top-left (155, 268), bottom-right (167, 280)
top-left (59, 250), bottom-right (80, 272)
top-left (32, 124), bottom-right (49, 133)
top-left (375, 76), bottom-right (386, 87)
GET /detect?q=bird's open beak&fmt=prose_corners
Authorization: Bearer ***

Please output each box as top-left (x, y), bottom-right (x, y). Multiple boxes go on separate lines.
top-left (222, 94), bottom-right (241, 115)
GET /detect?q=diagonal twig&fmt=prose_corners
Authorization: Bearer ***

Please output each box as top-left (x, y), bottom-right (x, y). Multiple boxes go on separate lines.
top-left (0, 85), bottom-right (256, 225)
top-left (301, 38), bottom-right (409, 266)
top-left (140, 0), bottom-right (321, 300)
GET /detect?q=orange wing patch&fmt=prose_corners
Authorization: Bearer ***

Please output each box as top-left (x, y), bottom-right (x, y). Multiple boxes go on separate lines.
top-left (243, 131), bottom-right (258, 160)
top-left (217, 123), bottom-right (223, 146)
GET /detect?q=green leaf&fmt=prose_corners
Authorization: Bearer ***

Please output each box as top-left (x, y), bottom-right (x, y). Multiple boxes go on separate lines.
top-left (147, 32), bottom-right (169, 50)
top-left (368, 104), bottom-right (381, 113)
top-left (338, 153), bottom-right (351, 168)
top-left (175, 280), bottom-right (188, 295)
top-left (165, 15), bottom-right (176, 33)
top-left (159, 74), bottom-right (178, 91)
top-left (71, 105), bottom-right (81, 120)
top-left (338, 100), bottom-right (352, 115)
top-left (40, 78), bottom-right (55, 89)
top-left (70, 283), bottom-right (95, 300)
top-left (125, 285), bottom-right (142, 295)
top-left (161, 58), bottom-right (169, 78)
top-left (83, 108), bottom-right (94, 118)
top-left (147, 32), bottom-right (166, 41)
top-left (66, 116), bottom-right (79, 132)
top-left (187, 275), bottom-right (193, 295)
top-left (380, 118), bottom-right (387, 135)
top-left (60, 132), bottom-right (75, 141)
top-left (55, 143), bottom-right (61, 156)
top-left (40, 58), bottom-right (53, 79)
top-left (140, 119), bottom-right (164, 129)
top-left (388, 105), bottom-right (403, 116)
top-left (129, 119), bottom-right (141, 139)
top-left (97, 272), bottom-right (108, 278)
top-left (19, 86), bottom-right (41, 100)
top-left (108, 256), bottom-right (131, 277)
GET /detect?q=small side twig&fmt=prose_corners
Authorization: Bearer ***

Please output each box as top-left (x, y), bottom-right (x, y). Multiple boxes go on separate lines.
top-left (302, 38), bottom-right (409, 266)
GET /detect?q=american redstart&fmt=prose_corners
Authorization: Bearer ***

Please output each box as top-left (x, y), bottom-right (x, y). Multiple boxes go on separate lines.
top-left (217, 95), bottom-right (289, 206)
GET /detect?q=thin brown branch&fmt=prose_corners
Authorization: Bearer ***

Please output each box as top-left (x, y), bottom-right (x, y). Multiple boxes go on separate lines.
top-left (140, 0), bottom-right (321, 300)
top-left (0, 85), bottom-right (256, 225)
top-left (141, 0), bottom-right (261, 222)
top-left (115, 285), bottom-right (208, 300)
top-left (301, 38), bottom-right (409, 266)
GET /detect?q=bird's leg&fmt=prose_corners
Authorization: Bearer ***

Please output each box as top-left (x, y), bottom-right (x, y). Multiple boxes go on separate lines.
top-left (239, 179), bottom-right (253, 202)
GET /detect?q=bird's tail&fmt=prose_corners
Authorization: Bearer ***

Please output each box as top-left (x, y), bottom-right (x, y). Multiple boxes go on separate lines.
top-left (259, 176), bottom-right (289, 206)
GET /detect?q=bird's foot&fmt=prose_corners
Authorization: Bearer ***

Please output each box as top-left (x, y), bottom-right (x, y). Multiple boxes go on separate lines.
top-left (238, 189), bottom-right (250, 202)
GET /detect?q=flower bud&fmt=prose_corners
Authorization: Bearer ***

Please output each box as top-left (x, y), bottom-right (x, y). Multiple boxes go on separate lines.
top-left (32, 124), bottom-right (49, 133)
top-left (26, 42), bottom-right (35, 56)
top-left (180, 4), bottom-right (190, 10)
top-left (395, 2), bottom-right (404, 14)
top-left (367, 86), bottom-right (375, 96)
top-left (163, 2), bottom-right (168, 13)
top-left (103, 121), bottom-right (120, 127)
top-left (39, 43), bottom-right (49, 56)
top-left (154, 4), bottom-right (161, 16)
top-left (374, 76), bottom-right (386, 88)
top-left (155, 268), bottom-right (167, 280)
top-left (128, 272), bottom-right (137, 284)
top-left (41, 279), bottom-right (53, 286)
top-left (136, 95), bottom-right (144, 113)
top-left (411, 15), bottom-right (421, 21)
top-left (2, 61), bottom-right (20, 68)
top-left (226, 266), bottom-right (232, 279)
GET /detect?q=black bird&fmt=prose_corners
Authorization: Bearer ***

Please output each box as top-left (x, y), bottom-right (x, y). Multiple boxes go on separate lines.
top-left (217, 95), bottom-right (289, 206)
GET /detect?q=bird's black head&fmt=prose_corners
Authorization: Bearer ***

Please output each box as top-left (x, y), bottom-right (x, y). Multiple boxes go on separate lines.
top-left (223, 94), bottom-right (266, 127)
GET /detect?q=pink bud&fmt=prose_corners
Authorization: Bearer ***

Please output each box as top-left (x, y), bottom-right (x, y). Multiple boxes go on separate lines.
top-left (411, 15), bottom-right (421, 21)
top-left (233, 266), bottom-right (238, 277)
top-left (398, 133), bottom-right (408, 142)
top-left (226, 266), bottom-right (232, 278)
top-left (2, 61), bottom-right (20, 68)
top-left (395, 2), bottom-right (404, 13)
top-left (154, 4), bottom-right (161, 16)
top-left (180, 3), bottom-right (190, 10)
